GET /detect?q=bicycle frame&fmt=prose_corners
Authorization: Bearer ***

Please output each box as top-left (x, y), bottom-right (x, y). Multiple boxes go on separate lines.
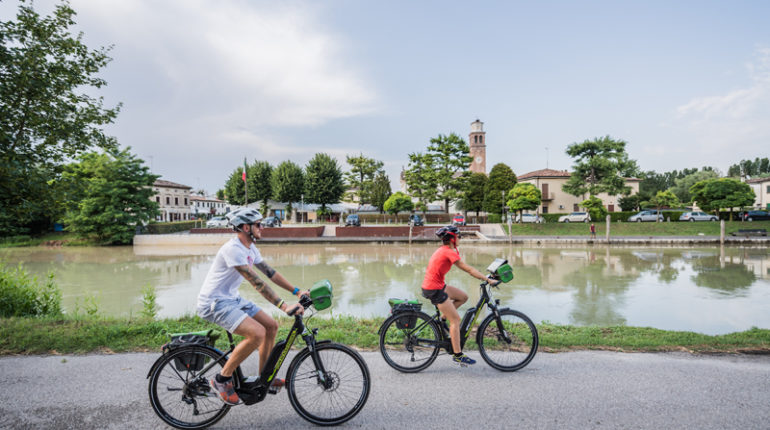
top-left (426, 281), bottom-right (504, 351)
top-left (187, 312), bottom-right (328, 406)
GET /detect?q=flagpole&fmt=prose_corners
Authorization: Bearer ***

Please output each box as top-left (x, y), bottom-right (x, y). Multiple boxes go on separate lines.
top-left (243, 157), bottom-right (248, 206)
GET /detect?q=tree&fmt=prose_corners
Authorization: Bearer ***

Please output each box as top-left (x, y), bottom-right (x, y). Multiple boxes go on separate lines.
top-left (216, 189), bottom-right (225, 200)
top-left (618, 194), bottom-right (642, 211)
top-left (1, 1), bottom-right (120, 235)
top-left (223, 166), bottom-right (246, 205)
top-left (648, 190), bottom-right (681, 221)
top-left (507, 183), bottom-right (542, 222)
top-left (271, 161), bottom-right (304, 218)
top-left (403, 152), bottom-right (438, 214)
top-left (562, 136), bottom-right (635, 198)
top-left (461, 172), bottom-right (488, 216)
top-left (304, 153), bottom-right (344, 219)
top-left (690, 178), bottom-right (755, 220)
top-left (580, 196), bottom-right (607, 221)
top-left (61, 148), bottom-right (158, 244)
top-left (483, 163), bottom-right (517, 215)
top-left (727, 157), bottom-right (770, 178)
top-left (369, 171), bottom-right (392, 213)
top-left (249, 160), bottom-right (273, 214)
top-left (427, 133), bottom-right (472, 212)
top-left (669, 170), bottom-right (719, 203)
top-left (344, 154), bottom-right (384, 205)
top-left (383, 192), bottom-right (413, 215)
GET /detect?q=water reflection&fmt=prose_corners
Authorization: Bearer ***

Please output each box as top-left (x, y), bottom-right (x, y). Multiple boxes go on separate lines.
top-left (1, 244), bottom-right (769, 334)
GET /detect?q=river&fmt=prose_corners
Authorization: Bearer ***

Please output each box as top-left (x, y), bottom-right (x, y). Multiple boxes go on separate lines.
top-left (2, 243), bottom-right (769, 335)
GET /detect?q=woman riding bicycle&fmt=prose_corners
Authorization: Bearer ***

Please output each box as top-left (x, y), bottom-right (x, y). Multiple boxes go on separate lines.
top-left (422, 225), bottom-right (499, 366)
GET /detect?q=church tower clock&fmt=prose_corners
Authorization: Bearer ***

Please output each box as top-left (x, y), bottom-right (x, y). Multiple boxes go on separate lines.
top-left (469, 119), bottom-right (486, 174)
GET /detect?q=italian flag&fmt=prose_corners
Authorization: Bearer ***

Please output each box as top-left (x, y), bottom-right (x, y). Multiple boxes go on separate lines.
top-left (242, 158), bottom-right (247, 182)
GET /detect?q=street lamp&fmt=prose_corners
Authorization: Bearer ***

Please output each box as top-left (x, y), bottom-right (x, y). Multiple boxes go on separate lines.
top-left (301, 194), bottom-right (304, 224)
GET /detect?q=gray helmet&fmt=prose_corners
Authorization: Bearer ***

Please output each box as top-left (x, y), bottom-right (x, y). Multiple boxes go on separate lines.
top-left (227, 208), bottom-right (263, 228)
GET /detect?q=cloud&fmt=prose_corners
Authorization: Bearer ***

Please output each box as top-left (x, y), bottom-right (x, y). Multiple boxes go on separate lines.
top-left (672, 47), bottom-right (770, 150)
top-left (57, 0), bottom-right (379, 192)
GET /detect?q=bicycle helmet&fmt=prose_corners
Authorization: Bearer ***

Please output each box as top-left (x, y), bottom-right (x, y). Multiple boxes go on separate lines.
top-left (227, 208), bottom-right (263, 228)
top-left (435, 225), bottom-right (460, 240)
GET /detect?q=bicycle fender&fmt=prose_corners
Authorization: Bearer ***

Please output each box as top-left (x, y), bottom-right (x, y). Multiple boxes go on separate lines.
top-left (146, 344), bottom-right (226, 379)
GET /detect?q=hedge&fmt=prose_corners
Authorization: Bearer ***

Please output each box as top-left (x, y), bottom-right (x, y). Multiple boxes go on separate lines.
top-left (144, 221), bottom-right (196, 234)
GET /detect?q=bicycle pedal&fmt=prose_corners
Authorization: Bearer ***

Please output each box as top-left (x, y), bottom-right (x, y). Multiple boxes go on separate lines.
top-left (268, 385), bottom-right (282, 395)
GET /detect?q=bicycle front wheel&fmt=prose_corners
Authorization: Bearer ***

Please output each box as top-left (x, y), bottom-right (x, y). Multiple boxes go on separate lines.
top-left (287, 342), bottom-right (371, 426)
top-left (378, 311), bottom-right (440, 373)
top-left (148, 346), bottom-right (230, 429)
top-left (477, 309), bottom-right (539, 372)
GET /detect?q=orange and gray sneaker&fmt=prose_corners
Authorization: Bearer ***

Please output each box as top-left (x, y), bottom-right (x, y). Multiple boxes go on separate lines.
top-left (211, 376), bottom-right (239, 405)
top-left (268, 378), bottom-right (285, 394)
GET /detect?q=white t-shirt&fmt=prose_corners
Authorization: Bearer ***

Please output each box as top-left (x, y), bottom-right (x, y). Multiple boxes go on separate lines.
top-left (197, 237), bottom-right (263, 310)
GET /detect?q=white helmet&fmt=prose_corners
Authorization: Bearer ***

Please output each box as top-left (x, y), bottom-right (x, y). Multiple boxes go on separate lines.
top-left (226, 208), bottom-right (263, 228)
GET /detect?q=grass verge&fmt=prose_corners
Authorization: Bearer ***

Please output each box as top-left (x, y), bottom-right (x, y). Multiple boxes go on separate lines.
top-left (502, 220), bottom-right (770, 236)
top-left (0, 232), bottom-right (95, 248)
top-left (1, 316), bottom-right (768, 355)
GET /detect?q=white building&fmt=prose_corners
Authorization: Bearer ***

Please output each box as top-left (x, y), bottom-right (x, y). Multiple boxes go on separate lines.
top-left (190, 195), bottom-right (230, 219)
top-left (746, 177), bottom-right (770, 210)
top-left (152, 179), bottom-right (192, 222)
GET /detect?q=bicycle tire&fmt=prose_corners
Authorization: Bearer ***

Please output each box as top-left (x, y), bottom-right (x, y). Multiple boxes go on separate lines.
top-left (286, 342), bottom-right (371, 426)
top-left (148, 346), bottom-right (230, 429)
top-left (477, 309), bottom-right (538, 372)
top-left (378, 310), bottom-right (440, 373)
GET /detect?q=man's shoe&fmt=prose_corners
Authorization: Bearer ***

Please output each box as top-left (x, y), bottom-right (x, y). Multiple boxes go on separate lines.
top-left (210, 377), bottom-right (240, 405)
top-left (452, 353), bottom-right (476, 367)
top-left (268, 378), bottom-right (285, 394)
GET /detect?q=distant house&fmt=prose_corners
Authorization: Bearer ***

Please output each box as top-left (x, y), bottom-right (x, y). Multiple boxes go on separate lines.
top-left (517, 168), bottom-right (640, 214)
top-left (190, 195), bottom-right (229, 219)
top-left (152, 179), bottom-right (192, 222)
top-left (746, 177), bottom-right (770, 210)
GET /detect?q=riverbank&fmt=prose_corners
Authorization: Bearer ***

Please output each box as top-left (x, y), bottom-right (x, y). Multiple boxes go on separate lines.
top-left (2, 316), bottom-right (768, 355)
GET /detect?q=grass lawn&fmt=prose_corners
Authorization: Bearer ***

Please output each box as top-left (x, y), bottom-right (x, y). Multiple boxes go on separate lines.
top-left (502, 220), bottom-right (770, 236)
top-left (1, 316), bottom-right (768, 355)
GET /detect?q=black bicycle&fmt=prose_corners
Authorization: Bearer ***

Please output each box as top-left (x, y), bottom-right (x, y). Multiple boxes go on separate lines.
top-left (147, 290), bottom-right (370, 428)
top-left (378, 259), bottom-right (538, 372)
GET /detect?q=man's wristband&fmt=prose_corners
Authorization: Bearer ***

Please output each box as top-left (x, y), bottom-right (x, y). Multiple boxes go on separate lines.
top-left (292, 287), bottom-right (300, 295)
top-left (277, 299), bottom-right (285, 309)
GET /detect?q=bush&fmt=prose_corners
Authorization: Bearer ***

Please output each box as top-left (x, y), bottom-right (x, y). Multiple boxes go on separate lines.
top-left (487, 213), bottom-right (502, 223)
top-left (144, 221), bottom-right (196, 234)
top-left (542, 213), bottom-right (565, 223)
top-left (608, 211), bottom-right (635, 222)
top-left (0, 264), bottom-right (62, 317)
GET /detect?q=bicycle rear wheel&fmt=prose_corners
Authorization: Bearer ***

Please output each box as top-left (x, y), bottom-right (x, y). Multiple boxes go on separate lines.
top-left (378, 311), bottom-right (440, 373)
top-left (148, 346), bottom-right (230, 429)
top-left (477, 309), bottom-right (538, 371)
top-left (286, 342), bottom-right (370, 426)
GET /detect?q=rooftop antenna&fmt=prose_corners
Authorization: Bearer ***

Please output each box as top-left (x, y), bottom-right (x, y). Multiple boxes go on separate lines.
top-left (545, 147), bottom-right (549, 169)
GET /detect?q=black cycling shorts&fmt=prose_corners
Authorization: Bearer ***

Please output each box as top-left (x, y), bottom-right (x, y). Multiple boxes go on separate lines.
top-left (421, 285), bottom-right (448, 305)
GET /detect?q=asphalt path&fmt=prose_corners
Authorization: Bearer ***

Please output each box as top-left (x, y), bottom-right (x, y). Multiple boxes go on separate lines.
top-left (1, 350), bottom-right (768, 429)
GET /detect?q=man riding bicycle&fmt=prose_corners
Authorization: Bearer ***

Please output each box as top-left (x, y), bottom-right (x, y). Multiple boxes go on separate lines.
top-left (422, 225), bottom-right (499, 366)
top-left (196, 208), bottom-right (306, 405)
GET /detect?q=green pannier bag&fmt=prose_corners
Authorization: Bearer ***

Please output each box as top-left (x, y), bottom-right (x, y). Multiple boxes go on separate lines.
top-left (388, 298), bottom-right (421, 329)
top-left (487, 258), bottom-right (514, 283)
top-left (310, 279), bottom-right (333, 311)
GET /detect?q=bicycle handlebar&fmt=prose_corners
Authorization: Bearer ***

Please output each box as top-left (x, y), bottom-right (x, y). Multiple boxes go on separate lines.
top-left (287, 294), bottom-right (313, 316)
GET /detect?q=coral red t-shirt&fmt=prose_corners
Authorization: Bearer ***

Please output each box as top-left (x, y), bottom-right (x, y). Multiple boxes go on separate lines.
top-left (422, 245), bottom-right (461, 290)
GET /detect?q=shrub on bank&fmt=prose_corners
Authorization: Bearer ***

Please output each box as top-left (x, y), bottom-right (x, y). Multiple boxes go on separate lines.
top-left (0, 264), bottom-right (61, 317)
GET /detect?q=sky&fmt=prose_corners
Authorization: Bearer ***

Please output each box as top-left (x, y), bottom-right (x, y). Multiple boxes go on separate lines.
top-left (3, 0), bottom-right (770, 195)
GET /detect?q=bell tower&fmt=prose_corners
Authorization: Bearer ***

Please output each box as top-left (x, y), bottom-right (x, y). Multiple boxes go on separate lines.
top-left (469, 119), bottom-right (486, 174)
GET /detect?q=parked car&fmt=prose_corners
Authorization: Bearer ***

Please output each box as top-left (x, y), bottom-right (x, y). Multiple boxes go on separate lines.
top-left (263, 216), bottom-right (282, 227)
top-left (345, 214), bottom-right (361, 227)
top-left (206, 216), bottom-right (228, 228)
top-left (739, 210), bottom-right (770, 221)
top-left (627, 210), bottom-right (663, 222)
top-left (558, 212), bottom-right (591, 223)
top-left (514, 213), bottom-right (544, 223)
top-left (679, 211), bottom-right (718, 222)
top-left (452, 213), bottom-right (466, 226)
top-left (408, 214), bottom-right (424, 226)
